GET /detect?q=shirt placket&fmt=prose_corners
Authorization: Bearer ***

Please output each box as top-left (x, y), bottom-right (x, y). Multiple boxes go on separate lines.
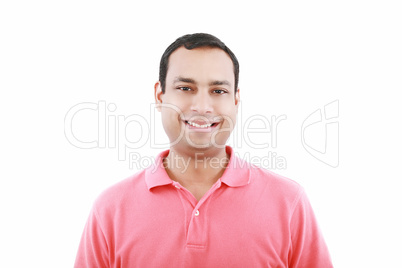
top-left (172, 179), bottom-right (222, 249)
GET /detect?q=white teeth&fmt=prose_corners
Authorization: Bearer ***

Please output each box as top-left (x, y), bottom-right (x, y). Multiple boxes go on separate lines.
top-left (186, 121), bottom-right (213, 128)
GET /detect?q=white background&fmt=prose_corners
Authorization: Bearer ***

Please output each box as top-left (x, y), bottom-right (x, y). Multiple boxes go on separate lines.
top-left (1, 0), bottom-right (401, 267)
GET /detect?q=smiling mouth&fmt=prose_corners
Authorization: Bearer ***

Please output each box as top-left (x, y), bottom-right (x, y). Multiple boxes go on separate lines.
top-left (184, 120), bottom-right (219, 128)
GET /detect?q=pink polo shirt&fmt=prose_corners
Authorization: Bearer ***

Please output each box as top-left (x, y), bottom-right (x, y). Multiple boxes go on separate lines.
top-left (75, 147), bottom-right (333, 267)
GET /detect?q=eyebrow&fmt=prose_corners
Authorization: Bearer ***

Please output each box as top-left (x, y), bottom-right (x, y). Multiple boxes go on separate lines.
top-left (173, 77), bottom-right (196, 84)
top-left (173, 76), bottom-right (232, 87)
top-left (209, 80), bottom-right (231, 87)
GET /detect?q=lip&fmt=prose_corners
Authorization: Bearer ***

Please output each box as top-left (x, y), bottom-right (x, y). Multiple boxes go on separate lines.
top-left (183, 120), bottom-right (220, 132)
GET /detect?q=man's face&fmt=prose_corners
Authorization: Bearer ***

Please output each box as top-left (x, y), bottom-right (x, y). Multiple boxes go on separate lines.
top-left (155, 46), bottom-right (240, 153)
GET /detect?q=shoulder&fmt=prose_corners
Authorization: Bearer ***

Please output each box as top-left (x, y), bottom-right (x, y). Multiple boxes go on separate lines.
top-left (93, 169), bottom-right (147, 211)
top-left (248, 165), bottom-right (305, 206)
top-left (251, 165), bottom-right (302, 190)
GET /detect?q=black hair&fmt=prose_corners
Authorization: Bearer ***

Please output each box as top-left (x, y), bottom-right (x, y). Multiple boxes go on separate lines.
top-left (159, 33), bottom-right (239, 93)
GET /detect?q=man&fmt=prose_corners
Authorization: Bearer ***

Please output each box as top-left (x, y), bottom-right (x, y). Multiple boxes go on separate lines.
top-left (75, 33), bottom-right (333, 267)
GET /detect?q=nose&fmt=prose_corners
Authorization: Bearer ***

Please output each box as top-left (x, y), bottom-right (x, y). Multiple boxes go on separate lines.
top-left (190, 90), bottom-right (213, 114)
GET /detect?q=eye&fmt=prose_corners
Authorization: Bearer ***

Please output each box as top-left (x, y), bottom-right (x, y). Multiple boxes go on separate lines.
top-left (213, 89), bottom-right (227, 94)
top-left (178, 87), bottom-right (192, 92)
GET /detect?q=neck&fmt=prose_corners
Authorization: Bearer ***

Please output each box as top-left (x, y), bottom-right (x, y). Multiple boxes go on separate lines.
top-left (163, 147), bottom-right (229, 189)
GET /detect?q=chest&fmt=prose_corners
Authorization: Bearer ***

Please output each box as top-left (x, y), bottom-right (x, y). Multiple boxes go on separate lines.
top-left (107, 186), bottom-right (292, 267)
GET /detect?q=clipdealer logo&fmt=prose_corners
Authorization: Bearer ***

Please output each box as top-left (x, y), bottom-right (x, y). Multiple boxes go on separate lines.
top-left (64, 101), bottom-right (288, 170)
top-left (301, 100), bottom-right (339, 168)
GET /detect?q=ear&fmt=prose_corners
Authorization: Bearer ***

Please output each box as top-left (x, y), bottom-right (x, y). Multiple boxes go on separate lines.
top-left (235, 88), bottom-right (240, 107)
top-left (154, 81), bottom-right (163, 112)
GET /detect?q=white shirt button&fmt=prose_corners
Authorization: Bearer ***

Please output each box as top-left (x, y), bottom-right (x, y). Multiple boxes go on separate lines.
top-left (174, 185), bottom-right (180, 189)
top-left (194, 210), bottom-right (199, 216)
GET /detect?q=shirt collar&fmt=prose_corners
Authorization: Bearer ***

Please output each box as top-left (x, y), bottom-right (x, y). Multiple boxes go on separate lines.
top-left (219, 146), bottom-right (251, 187)
top-left (145, 146), bottom-right (251, 191)
top-left (145, 149), bottom-right (172, 190)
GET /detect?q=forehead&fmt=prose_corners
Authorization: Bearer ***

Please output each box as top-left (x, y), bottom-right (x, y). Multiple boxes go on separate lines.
top-left (166, 47), bottom-right (235, 85)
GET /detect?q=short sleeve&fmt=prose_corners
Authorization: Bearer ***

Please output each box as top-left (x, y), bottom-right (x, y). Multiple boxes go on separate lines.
top-left (74, 205), bottom-right (110, 268)
top-left (288, 189), bottom-right (333, 268)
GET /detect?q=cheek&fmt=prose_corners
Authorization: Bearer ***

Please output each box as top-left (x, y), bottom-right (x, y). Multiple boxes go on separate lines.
top-left (223, 116), bottom-right (237, 131)
top-left (219, 105), bottom-right (238, 127)
top-left (163, 95), bottom-right (189, 115)
top-left (160, 112), bottom-right (183, 143)
top-left (162, 108), bottom-right (179, 124)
